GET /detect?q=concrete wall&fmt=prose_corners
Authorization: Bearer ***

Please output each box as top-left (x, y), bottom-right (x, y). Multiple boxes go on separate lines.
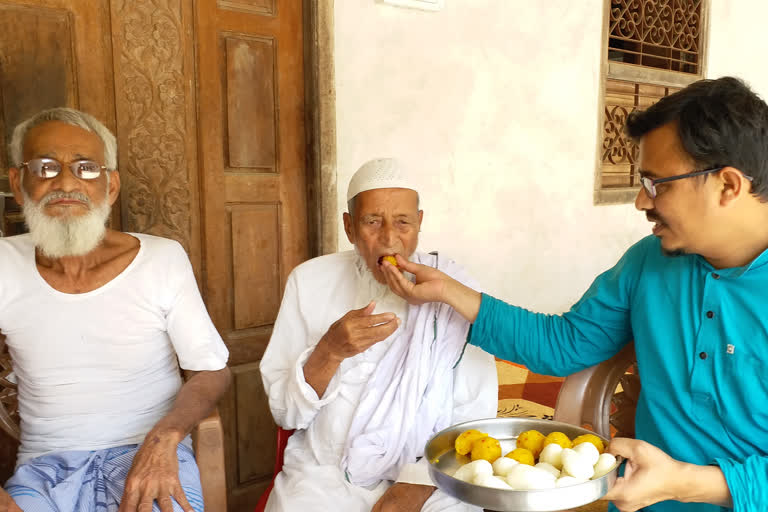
top-left (332, 0), bottom-right (768, 313)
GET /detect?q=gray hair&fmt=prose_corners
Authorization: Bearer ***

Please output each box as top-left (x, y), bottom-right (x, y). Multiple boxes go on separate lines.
top-left (9, 107), bottom-right (117, 169)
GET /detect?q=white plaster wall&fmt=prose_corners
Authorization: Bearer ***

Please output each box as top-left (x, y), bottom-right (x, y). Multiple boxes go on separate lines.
top-left (333, 0), bottom-right (768, 313)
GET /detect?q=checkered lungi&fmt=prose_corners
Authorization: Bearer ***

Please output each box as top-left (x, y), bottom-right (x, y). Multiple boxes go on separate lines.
top-left (4, 443), bottom-right (203, 512)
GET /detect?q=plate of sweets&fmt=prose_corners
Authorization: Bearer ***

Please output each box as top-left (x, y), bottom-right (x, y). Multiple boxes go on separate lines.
top-left (425, 417), bottom-right (621, 512)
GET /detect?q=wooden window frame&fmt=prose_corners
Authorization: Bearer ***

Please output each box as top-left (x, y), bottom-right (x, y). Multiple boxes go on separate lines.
top-left (594, 0), bottom-right (711, 205)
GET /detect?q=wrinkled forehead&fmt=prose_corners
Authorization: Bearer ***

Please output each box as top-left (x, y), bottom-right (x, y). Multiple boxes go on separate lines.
top-left (352, 187), bottom-right (420, 215)
top-left (22, 121), bottom-right (105, 162)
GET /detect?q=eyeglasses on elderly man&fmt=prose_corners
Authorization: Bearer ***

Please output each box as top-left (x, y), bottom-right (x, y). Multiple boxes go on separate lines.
top-left (20, 157), bottom-right (109, 180)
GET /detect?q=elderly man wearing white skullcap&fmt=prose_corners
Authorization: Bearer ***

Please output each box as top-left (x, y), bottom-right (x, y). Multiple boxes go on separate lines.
top-left (260, 158), bottom-right (497, 512)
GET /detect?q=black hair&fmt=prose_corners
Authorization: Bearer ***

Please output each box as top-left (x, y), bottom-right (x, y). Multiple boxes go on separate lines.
top-left (626, 76), bottom-right (768, 200)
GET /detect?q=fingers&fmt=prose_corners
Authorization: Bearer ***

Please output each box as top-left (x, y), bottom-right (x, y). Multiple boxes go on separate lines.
top-left (355, 312), bottom-right (397, 327)
top-left (381, 261), bottom-right (413, 298)
top-left (347, 301), bottom-right (377, 317)
top-left (366, 317), bottom-right (401, 343)
top-left (156, 494), bottom-right (174, 512)
top-left (118, 487), bottom-right (139, 512)
top-left (392, 254), bottom-right (422, 273)
top-left (171, 487), bottom-right (195, 512)
top-left (607, 437), bottom-right (640, 459)
top-left (601, 475), bottom-right (626, 501)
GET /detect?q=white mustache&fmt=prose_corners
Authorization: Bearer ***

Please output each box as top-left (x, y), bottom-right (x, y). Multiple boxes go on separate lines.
top-left (42, 190), bottom-right (91, 207)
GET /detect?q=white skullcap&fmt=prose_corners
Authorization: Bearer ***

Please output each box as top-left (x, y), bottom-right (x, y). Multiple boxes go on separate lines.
top-left (346, 158), bottom-right (418, 202)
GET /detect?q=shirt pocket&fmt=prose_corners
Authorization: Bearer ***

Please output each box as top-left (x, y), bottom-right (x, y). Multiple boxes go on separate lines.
top-left (717, 348), bottom-right (768, 451)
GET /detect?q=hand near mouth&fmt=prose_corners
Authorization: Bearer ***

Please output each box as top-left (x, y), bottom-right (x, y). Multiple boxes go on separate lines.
top-left (378, 255), bottom-right (400, 269)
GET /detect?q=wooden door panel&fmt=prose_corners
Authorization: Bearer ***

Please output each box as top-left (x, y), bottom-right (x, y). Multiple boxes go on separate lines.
top-left (0, 0), bottom-right (115, 170)
top-left (225, 35), bottom-right (278, 170)
top-left (196, 0), bottom-right (307, 509)
top-left (231, 205), bottom-right (281, 330)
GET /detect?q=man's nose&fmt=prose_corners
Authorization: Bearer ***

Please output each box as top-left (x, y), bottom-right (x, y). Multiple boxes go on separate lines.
top-left (378, 223), bottom-right (398, 246)
top-left (50, 165), bottom-right (83, 192)
top-left (635, 186), bottom-right (653, 211)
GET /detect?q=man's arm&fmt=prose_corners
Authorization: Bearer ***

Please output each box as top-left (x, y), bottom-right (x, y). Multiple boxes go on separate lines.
top-left (383, 248), bottom-right (636, 377)
top-left (303, 302), bottom-right (399, 397)
top-left (261, 265), bottom-right (401, 430)
top-left (604, 438), bottom-right (733, 511)
top-left (381, 256), bottom-right (482, 322)
top-left (118, 367), bottom-right (231, 512)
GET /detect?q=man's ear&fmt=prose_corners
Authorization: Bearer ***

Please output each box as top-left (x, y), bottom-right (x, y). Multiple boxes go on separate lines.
top-left (8, 167), bottom-right (24, 206)
top-left (719, 167), bottom-right (749, 207)
top-left (343, 212), bottom-right (355, 244)
top-left (417, 210), bottom-right (424, 229)
top-left (107, 169), bottom-right (121, 206)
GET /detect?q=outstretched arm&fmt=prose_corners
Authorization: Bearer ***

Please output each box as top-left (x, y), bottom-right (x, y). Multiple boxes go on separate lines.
top-left (118, 367), bottom-right (232, 512)
top-left (381, 255), bottom-right (482, 322)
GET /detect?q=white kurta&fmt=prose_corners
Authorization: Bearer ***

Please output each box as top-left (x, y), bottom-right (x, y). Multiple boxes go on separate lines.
top-left (260, 251), bottom-right (498, 512)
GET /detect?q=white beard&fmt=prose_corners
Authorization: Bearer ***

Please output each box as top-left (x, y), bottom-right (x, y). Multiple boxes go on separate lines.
top-left (22, 187), bottom-right (111, 258)
top-left (352, 249), bottom-right (409, 321)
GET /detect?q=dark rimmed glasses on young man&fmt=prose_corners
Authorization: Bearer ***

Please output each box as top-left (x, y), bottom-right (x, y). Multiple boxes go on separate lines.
top-left (20, 158), bottom-right (109, 180)
top-left (639, 166), bottom-right (754, 199)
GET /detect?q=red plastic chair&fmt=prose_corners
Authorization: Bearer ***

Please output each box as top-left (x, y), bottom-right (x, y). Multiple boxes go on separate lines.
top-left (254, 427), bottom-right (295, 512)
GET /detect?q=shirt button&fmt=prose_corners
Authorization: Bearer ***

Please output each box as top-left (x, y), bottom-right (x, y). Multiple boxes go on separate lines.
top-left (700, 352), bottom-right (708, 360)
top-left (712, 273), bottom-right (720, 279)
top-left (706, 311), bottom-right (714, 319)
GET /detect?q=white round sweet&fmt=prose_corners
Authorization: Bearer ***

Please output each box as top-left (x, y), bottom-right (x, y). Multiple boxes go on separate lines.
top-left (452, 459), bottom-right (493, 482)
top-left (534, 462), bottom-right (561, 479)
top-left (561, 448), bottom-right (595, 480)
top-left (539, 442), bottom-right (564, 469)
top-left (474, 473), bottom-right (514, 489)
top-left (492, 456), bottom-right (519, 477)
top-left (505, 464), bottom-right (557, 490)
top-left (556, 475), bottom-right (587, 487)
top-left (573, 441), bottom-right (600, 466)
top-left (593, 452), bottom-right (618, 479)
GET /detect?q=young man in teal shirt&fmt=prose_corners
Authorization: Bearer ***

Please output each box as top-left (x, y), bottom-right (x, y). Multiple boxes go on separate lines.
top-left (381, 76), bottom-right (768, 512)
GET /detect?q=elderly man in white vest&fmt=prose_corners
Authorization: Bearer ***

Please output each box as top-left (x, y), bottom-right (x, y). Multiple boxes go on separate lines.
top-left (260, 158), bottom-right (498, 512)
top-left (0, 107), bottom-right (231, 512)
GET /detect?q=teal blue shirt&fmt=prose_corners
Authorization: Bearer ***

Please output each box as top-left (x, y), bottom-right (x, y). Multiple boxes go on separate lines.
top-left (469, 235), bottom-right (768, 512)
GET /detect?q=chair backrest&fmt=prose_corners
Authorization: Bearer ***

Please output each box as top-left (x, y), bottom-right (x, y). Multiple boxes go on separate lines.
top-left (0, 341), bottom-right (20, 441)
top-left (553, 342), bottom-right (639, 439)
top-left (253, 427), bottom-right (294, 512)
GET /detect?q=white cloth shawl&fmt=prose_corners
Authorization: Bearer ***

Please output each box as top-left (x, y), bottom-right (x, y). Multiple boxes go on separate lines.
top-left (340, 252), bottom-right (472, 487)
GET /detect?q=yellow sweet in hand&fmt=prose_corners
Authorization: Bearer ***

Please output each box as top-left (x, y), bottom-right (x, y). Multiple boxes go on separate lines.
top-left (505, 447), bottom-right (535, 465)
top-left (572, 433), bottom-right (605, 454)
top-left (542, 431), bottom-right (573, 450)
top-left (470, 436), bottom-right (502, 463)
top-left (455, 429), bottom-right (488, 455)
top-left (378, 255), bottom-right (399, 268)
top-left (516, 429), bottom-right (546, 458)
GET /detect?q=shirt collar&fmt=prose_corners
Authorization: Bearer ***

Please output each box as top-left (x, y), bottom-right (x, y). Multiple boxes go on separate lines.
top-left (696, 245), bottom-right (768, 278)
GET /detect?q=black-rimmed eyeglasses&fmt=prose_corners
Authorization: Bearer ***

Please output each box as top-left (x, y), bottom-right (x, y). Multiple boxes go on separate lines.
top-left (21, 157), bottom-right (108, 180)
top-left (639, 166), bottom-right (754, 199)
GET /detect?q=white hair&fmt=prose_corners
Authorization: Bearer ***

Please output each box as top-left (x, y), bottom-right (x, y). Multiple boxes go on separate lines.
top-left (9, 107), bottom-right (117, 169)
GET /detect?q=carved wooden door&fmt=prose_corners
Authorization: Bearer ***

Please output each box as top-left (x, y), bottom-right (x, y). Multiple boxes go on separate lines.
top-left (194, 1), bottom-right (309, 510)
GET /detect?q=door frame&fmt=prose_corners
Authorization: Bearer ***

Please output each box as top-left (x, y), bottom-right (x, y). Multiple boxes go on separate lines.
top-left (304, 0), bottom-right (338, 257)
